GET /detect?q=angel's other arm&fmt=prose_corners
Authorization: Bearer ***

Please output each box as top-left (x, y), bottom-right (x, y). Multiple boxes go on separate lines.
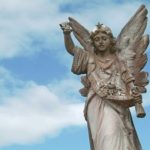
top-left (121, 61), bottom-right (142, 101)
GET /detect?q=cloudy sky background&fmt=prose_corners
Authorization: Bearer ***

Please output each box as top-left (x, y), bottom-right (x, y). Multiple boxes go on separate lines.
top-left (0, 0), bottom-right (149, 150)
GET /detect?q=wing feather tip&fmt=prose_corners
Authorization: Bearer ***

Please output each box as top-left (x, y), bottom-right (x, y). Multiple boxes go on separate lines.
top-left (68, 17), bottom-right (73, 20)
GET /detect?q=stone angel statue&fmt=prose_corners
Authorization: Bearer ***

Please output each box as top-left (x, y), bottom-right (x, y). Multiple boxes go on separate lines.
top-left (60, 5), bottom-right (149, 150)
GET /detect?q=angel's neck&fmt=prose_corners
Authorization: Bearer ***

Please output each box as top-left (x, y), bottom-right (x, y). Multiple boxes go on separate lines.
top-left (95, 50), bottom-right (112, 59)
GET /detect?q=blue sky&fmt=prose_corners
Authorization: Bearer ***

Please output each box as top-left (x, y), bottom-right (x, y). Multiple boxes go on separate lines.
top-left (0, 0), bottom-right (149, 150)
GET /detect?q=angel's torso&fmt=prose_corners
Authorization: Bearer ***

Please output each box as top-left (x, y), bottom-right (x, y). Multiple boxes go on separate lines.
top-left (87, 53), bottom-right (127, 97)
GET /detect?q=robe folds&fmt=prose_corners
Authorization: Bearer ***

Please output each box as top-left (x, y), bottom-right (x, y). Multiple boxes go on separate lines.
top-left (71, 47), bottom-right (142, 150)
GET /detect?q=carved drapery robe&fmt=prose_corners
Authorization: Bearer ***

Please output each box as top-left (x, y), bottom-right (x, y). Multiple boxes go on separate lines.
top-left (72, 47), bottom-right (142, 150)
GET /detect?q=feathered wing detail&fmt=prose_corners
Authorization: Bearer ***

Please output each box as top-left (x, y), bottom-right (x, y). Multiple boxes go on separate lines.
top-left (116, 5), bottom-right (149, 93)
top-left (68, 17), bottom-right (94, 53)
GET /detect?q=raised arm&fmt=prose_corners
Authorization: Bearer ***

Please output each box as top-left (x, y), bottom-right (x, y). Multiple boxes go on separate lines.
top-left (60, 21), bottom-right (89, 76)
top-left (60, 22), bottom-right (75, 56)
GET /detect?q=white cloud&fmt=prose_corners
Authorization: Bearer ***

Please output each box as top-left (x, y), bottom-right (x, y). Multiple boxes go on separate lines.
top-left (0, 0), bottom-right (149, 59)
top-left (48, 76), bottom-right (82, 100)
top-left (0, 64), bottom-right (149, 147)
top-left (0, 0), bottom-right (59, 58)
top-left (0, 67), bottom-right (85, 146)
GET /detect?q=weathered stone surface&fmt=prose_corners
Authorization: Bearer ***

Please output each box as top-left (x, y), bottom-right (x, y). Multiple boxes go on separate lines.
top-left (60, 4), bottom-right (149, 150)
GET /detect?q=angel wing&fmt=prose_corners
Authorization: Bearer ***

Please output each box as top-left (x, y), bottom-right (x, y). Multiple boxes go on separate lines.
top-left (68, 17), bottom-right (94, 53)
top-left (116, 4), bottom-right (149, 93)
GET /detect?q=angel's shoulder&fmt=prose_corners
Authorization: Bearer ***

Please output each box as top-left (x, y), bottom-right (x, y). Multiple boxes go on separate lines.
top-left (73, 46), bottom-right (88, 54)
top-left (88, 52), bottom-right (95, 63)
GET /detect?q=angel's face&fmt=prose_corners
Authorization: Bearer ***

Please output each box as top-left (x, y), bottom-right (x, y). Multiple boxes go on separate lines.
top-left (93, 32), bottom-right (111, 52)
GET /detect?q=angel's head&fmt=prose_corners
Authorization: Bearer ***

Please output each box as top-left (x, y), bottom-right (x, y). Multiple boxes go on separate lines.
top-left (90, 23), bottom-right (116, 53)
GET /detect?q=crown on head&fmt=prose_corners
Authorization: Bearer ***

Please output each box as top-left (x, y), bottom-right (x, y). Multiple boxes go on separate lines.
top-left (90, 22), bottom-right (113, 38)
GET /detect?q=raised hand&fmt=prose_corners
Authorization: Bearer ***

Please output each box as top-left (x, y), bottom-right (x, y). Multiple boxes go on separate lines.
top-left (60, 22), bottom-right (72, 34)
